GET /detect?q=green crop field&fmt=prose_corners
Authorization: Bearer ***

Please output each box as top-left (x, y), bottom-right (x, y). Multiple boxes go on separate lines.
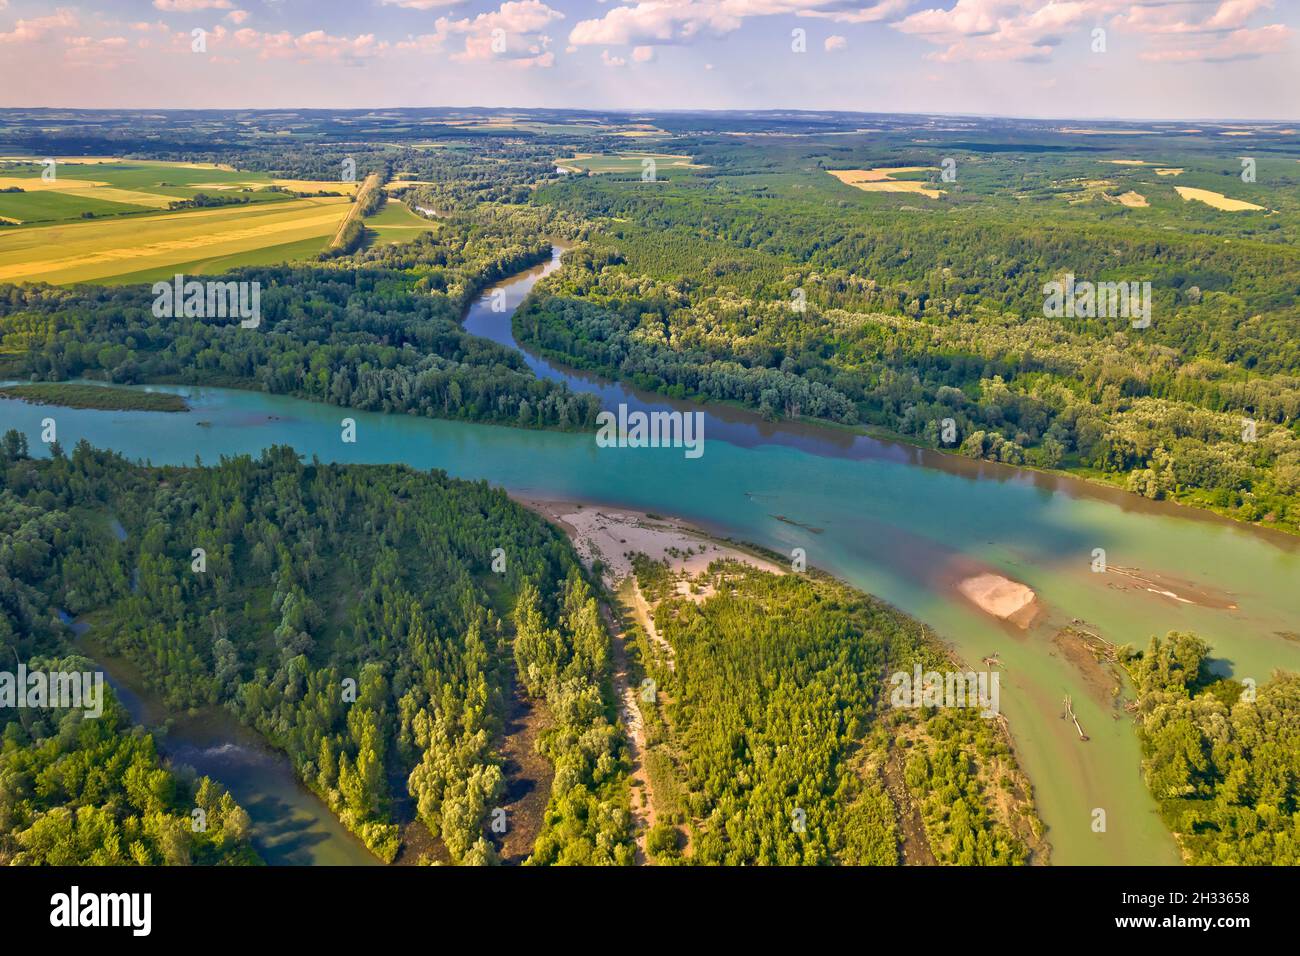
top-left (364, 200), bottom-right (436, 246)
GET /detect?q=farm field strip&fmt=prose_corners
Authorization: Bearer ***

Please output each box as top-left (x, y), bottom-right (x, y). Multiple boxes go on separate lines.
top-left (0, 196), bottom-right (350, 283)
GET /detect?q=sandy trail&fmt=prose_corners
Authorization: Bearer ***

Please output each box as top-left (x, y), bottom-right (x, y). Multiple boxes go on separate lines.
top-left (513, 496), bottom-right (785, 863)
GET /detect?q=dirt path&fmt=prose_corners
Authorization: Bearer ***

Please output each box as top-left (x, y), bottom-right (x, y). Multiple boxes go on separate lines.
top-left (495, 671), bottom-right (554, 865)
top-left (600, 601), bottom-right (656, 864)
top-left (625, 578), bottom-right (675, 671)
top-left (881, 748), bottom-right (937, 865)
top-left (327, 170), bottom-right (381, 249)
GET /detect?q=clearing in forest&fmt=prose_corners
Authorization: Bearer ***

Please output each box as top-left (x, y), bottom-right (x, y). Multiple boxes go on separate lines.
top-left (828, 167), bottom-right (943, 198)
top-left (1174, 186), bottom-right (1265, 211)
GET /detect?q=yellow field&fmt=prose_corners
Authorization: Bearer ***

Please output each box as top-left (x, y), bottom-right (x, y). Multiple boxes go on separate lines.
top-left (0, 176), bottom-right (177, 209)
top-left (828, 168), bottom-right (943, 199)
top-left (1156, 168), bottom-right (1184, 176)
top-left (1116, 190), bottom-right (1149, 207)
top-left (271, 179), bottom-right (359, 194)
top-left (1174, 186), bottom-right (1266, 212)
top-left (0, 157), bottom-right (235, 170)
top-left (0, 196), bottom-right (350, 284)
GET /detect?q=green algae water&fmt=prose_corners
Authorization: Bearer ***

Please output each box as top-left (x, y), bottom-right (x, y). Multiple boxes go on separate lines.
top-left (5, 247), bottom-right (1298, 864)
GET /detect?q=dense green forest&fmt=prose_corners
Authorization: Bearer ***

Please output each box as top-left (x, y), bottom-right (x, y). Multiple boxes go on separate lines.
top-left (1124, 632), bottom-right (1300, 864)
top-left (0, 433), bottom-right (632, 863)
top-left (624, 558), bottom-right (1043, 865)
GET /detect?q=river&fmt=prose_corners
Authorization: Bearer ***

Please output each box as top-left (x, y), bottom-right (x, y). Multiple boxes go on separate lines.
top-left (7, 245), bottom-right (1299, 865)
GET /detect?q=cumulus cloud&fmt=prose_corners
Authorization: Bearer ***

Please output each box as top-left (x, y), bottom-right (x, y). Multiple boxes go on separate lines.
top-left (892, 0), bottom-right (1292, 64)
top-left (824, 33), bottom-right (847, 50)
top-left (0, 10), bottom-right (79, 45)
top-left (566, 0), bottom-right (909, 48)
top-left (230, 26), bottom-right (387, 61)
top-left (792, 0), bottom-right (914, 24)
top-left (569, 1), bottom-right (743, 47)
top-left (64, 34), bottom-right (132, 65)
top-left (1141, 22), bottom-right (1291, 61)
top-left (379, 0), bottom-right (466, 8)
top-left (398, 1), bottom-right (564, 67)
top-left (153, 0), bottom-right (233, 10)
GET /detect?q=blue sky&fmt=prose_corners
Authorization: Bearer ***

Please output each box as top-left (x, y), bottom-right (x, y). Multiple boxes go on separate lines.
top-left (1, 1), bottom-right (1296, 119)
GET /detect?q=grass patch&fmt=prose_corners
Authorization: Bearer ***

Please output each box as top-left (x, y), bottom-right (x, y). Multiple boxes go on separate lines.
top-left (0, 383), bottom-right (189, 412)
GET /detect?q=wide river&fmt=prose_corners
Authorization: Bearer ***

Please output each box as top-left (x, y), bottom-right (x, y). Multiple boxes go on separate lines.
top-left (7, 246), bottom-right (1299, 865)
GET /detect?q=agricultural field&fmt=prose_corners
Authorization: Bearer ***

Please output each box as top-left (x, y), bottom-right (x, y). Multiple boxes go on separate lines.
top-left (0, 158), bottom-right (376, 283)
top-left (363, 200), bottom-right (436, 245)
top-left (0, 195), bottom-right (352, 284)
top-left (0, 158), bottom-right (297, 224)
top-left (827, 167), bottom-right (944, 198)
top-left (556, 151), bottom-right (705, 175)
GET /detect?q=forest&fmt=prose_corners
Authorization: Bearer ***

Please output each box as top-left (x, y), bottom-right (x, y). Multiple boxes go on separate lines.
top-left (0, 433), bottom-right (632, 863)
top-left (1124, 632), bottom-right (1300, 865)
top-left (624, 558), bottom-right (1043, 865)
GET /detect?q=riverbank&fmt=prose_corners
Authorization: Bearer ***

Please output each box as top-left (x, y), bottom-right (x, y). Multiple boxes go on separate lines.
top-left (515, 496), bottom-right (785, 589)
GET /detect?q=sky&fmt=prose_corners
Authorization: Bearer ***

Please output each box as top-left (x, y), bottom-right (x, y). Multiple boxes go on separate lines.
top-left (0, 0), bottom-right (1296, 120)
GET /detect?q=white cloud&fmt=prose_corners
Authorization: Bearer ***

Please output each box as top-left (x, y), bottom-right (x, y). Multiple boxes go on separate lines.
top-left (379, 0), bottom-right (466, 8)
top-left (153, 0), bottom-right (233, 11)
top-left (64, 34), bottom-right (130, 64)
top-left (567, 0), bottom-right (912, 47)
top-left (231, 26), bottom-right (387, 61)
top-left (419, 1), bottom-right (564, 67)
top-left (892, 1), bottom-right (1293, 64)
top-left (824, 33), bottom-right (846, 50)
top-left (0, 10), bottom-right (79, 45)
top-left (1141, 22), bottom-right (1291, 61)
top-left (569, 1), bottom-right (742, 46)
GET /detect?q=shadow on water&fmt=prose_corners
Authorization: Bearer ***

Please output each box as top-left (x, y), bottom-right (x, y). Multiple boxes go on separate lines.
top-left (69, 627), bottom-right (377, 866)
